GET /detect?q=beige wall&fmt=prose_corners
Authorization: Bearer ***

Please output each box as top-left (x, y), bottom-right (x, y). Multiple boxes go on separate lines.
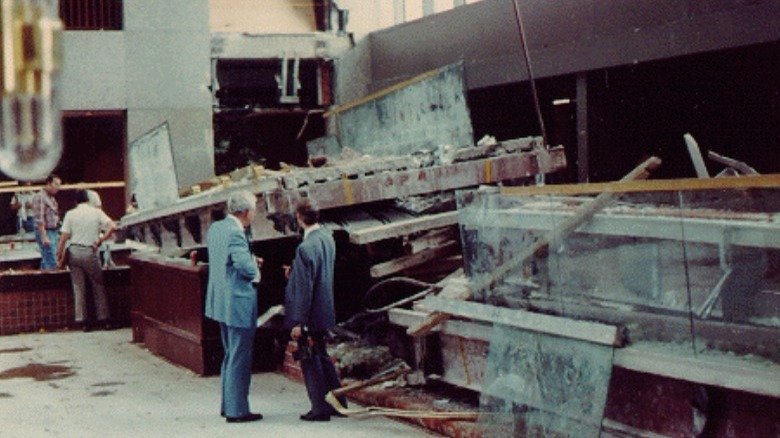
top-left (210, 0), bottom-right (316, 33)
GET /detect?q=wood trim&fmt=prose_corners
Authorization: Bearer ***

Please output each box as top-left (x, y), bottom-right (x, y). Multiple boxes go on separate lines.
top-left (370, 240), bottom-right (460, 278)
top-left (0, 181), bottom-right (125, 194)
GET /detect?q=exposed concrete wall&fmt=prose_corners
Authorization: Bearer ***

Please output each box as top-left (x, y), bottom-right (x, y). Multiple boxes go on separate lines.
top-left (209, 0), bottom-right (316, 33)
top-left (60, 33), bottom-right (127, 109)
top-left (336, 0), bottom-right (395, 41)
top-left (124, 0), bottom-right (214, 188)
top-left (333, 36), bottom-right (373, 108)
top-left (211, 33), bottom-right (352, 60)
top-left (337, 63), bottom-right (473, 156)
top-left (367, 0), bottom-right (780, 91)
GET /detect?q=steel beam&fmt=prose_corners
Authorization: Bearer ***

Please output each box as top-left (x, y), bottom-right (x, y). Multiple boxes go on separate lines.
top-left (120, 146), bottom-right (567, 252)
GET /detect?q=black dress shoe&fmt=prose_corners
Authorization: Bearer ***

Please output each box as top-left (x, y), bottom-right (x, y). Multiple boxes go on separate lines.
top-left (226, 413), bottom-right (263, 423)
top-left (300, 411), bottom-right (330, 422)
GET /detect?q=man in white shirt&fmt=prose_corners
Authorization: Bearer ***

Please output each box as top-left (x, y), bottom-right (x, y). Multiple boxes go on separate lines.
top-left (56, 189), bottom-right (116, 331)
top-left (86, 189), bottom-right (114, 267)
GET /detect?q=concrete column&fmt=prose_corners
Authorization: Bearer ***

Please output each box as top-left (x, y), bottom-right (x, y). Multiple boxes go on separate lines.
top-left (423, 0), bottom-right (435, 16)
top-left (394, 0), bottom-right (405, 24)
top-left (576, 72), bottom-right (589, 183)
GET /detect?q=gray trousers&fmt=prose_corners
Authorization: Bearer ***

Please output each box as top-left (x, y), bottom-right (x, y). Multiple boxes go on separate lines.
top-left (67, 245), bottom-right (110, 322)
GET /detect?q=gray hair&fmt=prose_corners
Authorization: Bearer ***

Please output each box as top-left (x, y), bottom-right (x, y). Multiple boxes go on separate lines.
top-left (227, 190), bottom-right (257, 214)
top-left (87, 190), bottom-right (102, 208)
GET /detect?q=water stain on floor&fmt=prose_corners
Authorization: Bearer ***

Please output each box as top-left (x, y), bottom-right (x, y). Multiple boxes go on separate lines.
top-left (0, 347), bottom-right (32, 355)
top-left (0, 392), bottom-right (13, 398)
top-left (0, 363), bottom-right (76, 381)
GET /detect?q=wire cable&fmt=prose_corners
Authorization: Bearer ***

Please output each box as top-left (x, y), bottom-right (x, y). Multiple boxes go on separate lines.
top-left (677, 191), bottom-right (699, 357)
top-left (510, 0), bottom-right (548, 148)
top-left (362, 276), bottom-right (439, 313)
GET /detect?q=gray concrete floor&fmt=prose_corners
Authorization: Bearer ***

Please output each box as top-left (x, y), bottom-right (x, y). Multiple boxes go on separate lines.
top-left (0, 328), bottom-right (435, 437)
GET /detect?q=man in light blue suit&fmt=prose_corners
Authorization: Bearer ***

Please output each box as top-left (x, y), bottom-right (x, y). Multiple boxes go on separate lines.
top-left (205, 190), bottom-right (264, 423)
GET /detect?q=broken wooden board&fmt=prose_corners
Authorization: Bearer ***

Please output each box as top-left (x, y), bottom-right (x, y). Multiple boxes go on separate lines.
top-left (370, 240), bottom-right (460, 278)
top-left (407, 277), bottom-right (474, 337)
top-left (349, 211), bottom-right (459, 245)
top-left (0, 181), bottom-right (125, 194)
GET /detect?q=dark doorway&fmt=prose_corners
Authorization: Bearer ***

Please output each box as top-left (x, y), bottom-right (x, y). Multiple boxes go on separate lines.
top-left (58, 111), bottom-right (126, 220)
top-left (214, 111), bottom-right (326, 174)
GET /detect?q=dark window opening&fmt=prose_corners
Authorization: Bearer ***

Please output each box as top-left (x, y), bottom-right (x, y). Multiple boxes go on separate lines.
top-left (213, 112), bottom-right (325, 174)
top-left (588, 42), bottom-right (780, 181)
top-left (57, 112), bottom-right (126, 220)
top-left (60, 0), bottom-right (123, 31)
top-left (469, 41), bottom-right (780, 183)
top-left (215, 59), bottom-right (322, 109)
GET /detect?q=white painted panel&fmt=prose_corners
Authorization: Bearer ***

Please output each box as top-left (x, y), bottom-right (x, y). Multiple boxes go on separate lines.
top-left (129, 109), bottom-right (215, 188)
top-left (128, 122), bottom-right (179, 209)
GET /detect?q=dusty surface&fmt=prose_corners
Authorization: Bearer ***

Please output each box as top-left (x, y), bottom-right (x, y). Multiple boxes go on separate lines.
top-left (0, 329), bottom-right (435, 437)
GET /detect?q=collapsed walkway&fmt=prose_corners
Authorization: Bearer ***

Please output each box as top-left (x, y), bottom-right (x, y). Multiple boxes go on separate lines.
top-left (0, 329), bottom-right (434, 437)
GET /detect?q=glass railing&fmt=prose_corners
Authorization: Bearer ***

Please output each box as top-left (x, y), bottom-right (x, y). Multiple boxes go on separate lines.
top-left (457, 175), bottom-right (780, 362)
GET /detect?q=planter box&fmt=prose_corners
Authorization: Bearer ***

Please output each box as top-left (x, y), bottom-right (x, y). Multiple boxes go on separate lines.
top-left (128, 254), bottom-right (277, 376)
top-left (0, 267), bottom-right (131, 335)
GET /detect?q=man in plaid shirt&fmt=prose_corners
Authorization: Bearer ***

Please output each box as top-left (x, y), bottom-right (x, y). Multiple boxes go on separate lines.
top-left (33, 175), bottom-right (62, 270)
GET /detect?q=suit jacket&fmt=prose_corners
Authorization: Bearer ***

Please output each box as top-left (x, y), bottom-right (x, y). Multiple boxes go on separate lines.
top-left (284, 227), bottom-right (336, 331)
top-left (205, 216), bottom-right (260, 328)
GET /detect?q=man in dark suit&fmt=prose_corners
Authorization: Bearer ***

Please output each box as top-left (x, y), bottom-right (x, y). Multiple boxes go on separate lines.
top-left (284, 199), bottom-right (345, 422)
top-left (205, 190), bottom-right (263, 423)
